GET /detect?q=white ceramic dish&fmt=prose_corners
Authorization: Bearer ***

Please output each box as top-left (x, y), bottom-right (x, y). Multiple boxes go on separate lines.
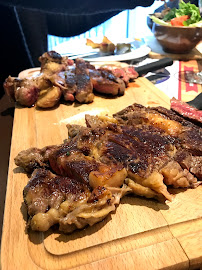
top-left (52, 38), bottom-right (151, 62)
top-left (18, 67), bottom-right (41, 79)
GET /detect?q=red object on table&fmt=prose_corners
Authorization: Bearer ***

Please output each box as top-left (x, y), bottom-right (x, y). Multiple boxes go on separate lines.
top-left (171, 15), bottom-right (189, 26)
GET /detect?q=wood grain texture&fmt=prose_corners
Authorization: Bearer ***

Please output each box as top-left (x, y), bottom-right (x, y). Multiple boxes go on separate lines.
top-left (1, 77), bottom-right (202, 270)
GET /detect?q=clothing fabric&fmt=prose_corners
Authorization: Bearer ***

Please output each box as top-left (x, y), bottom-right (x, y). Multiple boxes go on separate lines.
top-left (0, 1), bottom-right (154, 15)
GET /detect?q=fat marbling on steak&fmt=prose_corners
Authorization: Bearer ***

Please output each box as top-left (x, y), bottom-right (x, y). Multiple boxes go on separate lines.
top-left (171, 97), bottom-right (202, 124)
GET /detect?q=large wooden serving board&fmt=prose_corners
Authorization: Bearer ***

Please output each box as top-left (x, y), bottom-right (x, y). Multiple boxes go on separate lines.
top-left (1, 77), bottom-right (202, 270)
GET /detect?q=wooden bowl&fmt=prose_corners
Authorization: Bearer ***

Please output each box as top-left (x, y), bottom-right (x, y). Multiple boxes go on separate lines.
top-left (153, 23), bottom-right (202, 54)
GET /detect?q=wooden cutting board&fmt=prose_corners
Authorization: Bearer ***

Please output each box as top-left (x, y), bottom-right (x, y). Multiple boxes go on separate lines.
top-left (1, 77), bottom-right (202, 270)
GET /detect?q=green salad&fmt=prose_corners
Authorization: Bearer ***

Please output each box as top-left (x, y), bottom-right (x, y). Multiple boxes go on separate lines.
top-left (150, 1), bottom-right (202, 27)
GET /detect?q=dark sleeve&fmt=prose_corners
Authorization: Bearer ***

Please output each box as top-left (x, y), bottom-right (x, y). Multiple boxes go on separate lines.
top-left (0, 0), bottom-right (154, 15)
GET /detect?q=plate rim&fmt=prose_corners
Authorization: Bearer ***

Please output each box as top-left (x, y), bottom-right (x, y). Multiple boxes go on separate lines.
top-left (82, 45), bottom-right (151, 62)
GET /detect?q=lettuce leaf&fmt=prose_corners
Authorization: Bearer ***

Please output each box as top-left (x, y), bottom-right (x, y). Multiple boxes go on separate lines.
top-left (150, 16), bottom-right (171, 26)
top-left (189, 20), bottom-right (202, 27)
top-left (151, 1), bottom-right (202, 26)
top-left (176, 1), bottom-right (202, 26)
top-left (163, 8), bottom-right (177, 22)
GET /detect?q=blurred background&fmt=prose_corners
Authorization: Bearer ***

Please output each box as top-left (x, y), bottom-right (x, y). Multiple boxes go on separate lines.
top-left (48, 1), bottom-right (164, 51)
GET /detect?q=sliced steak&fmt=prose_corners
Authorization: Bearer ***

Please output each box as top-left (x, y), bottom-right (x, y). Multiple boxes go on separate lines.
top-left (171, 97), bottom-right (202, 124)
top-left (74, 58), bottom-right (94, 103)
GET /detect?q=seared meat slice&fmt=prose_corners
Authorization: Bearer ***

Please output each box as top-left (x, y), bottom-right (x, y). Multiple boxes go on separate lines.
top-left (3, 76), bottom-right (40, 107)
top-left (113, 103), bottom-right (183, 136)
top-left (35, 86), bottom-right (62, 108)
top-left (122, 66), bottom-right (139, 81)
top-left (3, 76), bottom-right (19, 101)
top-left (76, 60), bottom-right (126, 96)
top-left (171, 97), bottom-right (202, 124)
top-left (174, 150), bottom-right (202, 182)
top-left (89, 68), bottom-right (125, 96)
top-left (16, 142), bottom-right (127, 189)
top-left (113, 103), bottom-right (202, 188)
top-left (14, 145), bottom-right (61, 173)
top-left (160, 160), bottom-right (200, 188)
top-left (23, 168), bottom-right (90, 216)
top-left (123, 104), bottom-right (202, 156)
top-left (49, 148), bottom-right (99, 185)
top-left (74, 58), bottom-right (94, 103)
top-left (47, 70), bottom-right (77, 102)
top-left (63, 70), bottom-right (77, 102)
top-left (39, 51), bottom-right (74, 74)
top-left (58, 184), bottom-right (126, 233)
top-left (24, 168), bottom-right (127, 233)
top-left (101, 66), bottom-right (139, 86)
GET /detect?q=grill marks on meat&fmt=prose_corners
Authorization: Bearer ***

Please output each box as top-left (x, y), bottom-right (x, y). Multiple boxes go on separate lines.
top-left (15, 103), bottom-right (202, 233)
top-left (23, 168), bottom-right (90, 216)
top-left (83, 118), bottom-right (176, 201)
top-left (49, 150), bottom-right (98, 185)
top-left (74, 59), bottom-right (94, 103)
top-left (16, 137), bottom-right (128, 233)
top-left (24, 168), bottom-right (125, 233)
top-left (105, 126), bottom-right (175, 176)
top-left (113, 103), bottom-right (202, 184)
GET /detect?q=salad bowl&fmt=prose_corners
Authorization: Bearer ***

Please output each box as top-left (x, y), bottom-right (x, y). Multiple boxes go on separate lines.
top-left (153, 23), bottom-right (202, 54)
top-left (150, 0), bottom-right (202, 54)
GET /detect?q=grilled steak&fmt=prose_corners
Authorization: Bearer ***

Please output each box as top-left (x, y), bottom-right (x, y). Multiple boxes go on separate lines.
top-left (4, 76), bottom-right (40, 107)
top-left (15, 103), bottom-right (202, 233)
top-left (171, 97), bottom-right (202, 124)
top-left (113, 103), bottom-right (202, 182)
top-left (3, 51), bottom-right (138, 108)
top-left (24, 168), bottom-right (127, 233)
top-left (39, 50), bottom-right (74, 74)
top-left (102, 66), bottom-right (139, 86)
top-left (74, 58), bottom-right (94, 103)
top-left (91, 68), bottom-right (125, 96)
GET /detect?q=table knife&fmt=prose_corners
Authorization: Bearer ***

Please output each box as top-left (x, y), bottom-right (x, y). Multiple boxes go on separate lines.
top-left (135, 58), bottom-right (173, 77)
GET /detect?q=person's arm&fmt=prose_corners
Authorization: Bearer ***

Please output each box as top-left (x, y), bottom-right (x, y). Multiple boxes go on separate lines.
top-left (0, 0), bottom-right (154, 15)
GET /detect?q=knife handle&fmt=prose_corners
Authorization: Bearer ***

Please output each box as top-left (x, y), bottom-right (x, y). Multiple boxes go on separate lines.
top-left (187, 92), bottom-right (202, 110)
top-left (135, 58), bottom-right (173, 77)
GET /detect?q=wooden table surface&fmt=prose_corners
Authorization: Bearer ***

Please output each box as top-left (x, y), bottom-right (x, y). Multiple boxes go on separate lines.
top-left (1, 77), bottom-right (202, 270)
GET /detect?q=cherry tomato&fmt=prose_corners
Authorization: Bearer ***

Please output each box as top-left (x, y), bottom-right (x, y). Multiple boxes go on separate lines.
top-left (170, 15), bottom-right (190, 26)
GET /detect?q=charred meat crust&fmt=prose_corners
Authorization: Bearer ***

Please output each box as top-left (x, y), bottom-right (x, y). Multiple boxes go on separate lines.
top-left (4, 51), bottom-right (139, 108)
top-left (15, 102), bottom-right (202, 233)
